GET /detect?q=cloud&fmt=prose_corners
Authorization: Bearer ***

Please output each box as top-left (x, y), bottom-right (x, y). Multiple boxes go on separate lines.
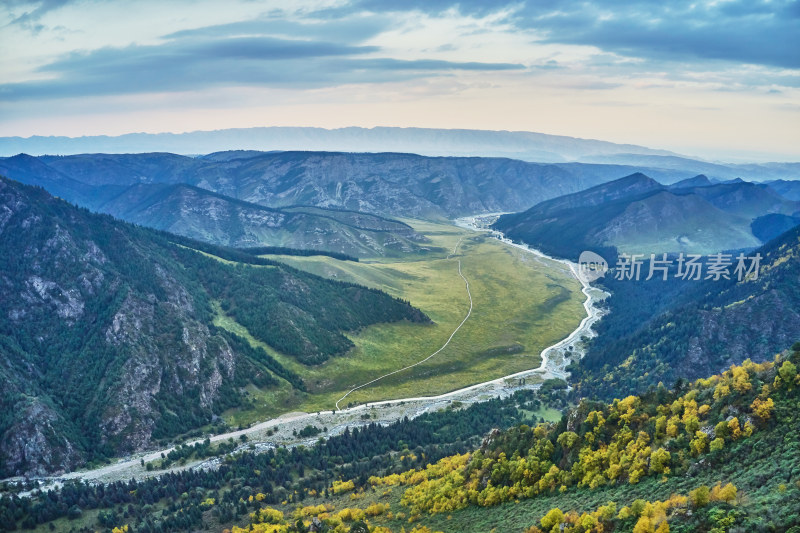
top-left (2, 0), bottom-right (795, 111)
top-left (0, 31), bottom-right (524, 100)
top-left (531, 11), bottom-right (800, 70)
top-left (341, 0), bottom-right (800, 69)
top-left (164, 15), bottom-right (393, 44)
top-left (532, 60), bottom-right (562, 70)
top-left (6, 0), bottom-right (73, 31)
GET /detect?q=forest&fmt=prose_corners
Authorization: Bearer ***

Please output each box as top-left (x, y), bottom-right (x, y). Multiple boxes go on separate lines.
top-left (573, 224), bottom-right (800, 401)
top-left (0, 392), bottom-right (537, 532)
top-left (2, 345), bottom-right (798, 532)
top-left (0, 177), bottom-right (427, 476)
top-left (231, 345), bottom-right (800, 532)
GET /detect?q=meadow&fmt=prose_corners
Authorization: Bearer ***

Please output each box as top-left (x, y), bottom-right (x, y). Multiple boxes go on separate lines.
top-left (214, 219), bottom-right (585, 424)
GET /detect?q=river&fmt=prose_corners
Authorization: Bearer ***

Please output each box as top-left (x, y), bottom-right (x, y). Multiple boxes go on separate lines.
top-left (6, 215), bottom-right (608, 489)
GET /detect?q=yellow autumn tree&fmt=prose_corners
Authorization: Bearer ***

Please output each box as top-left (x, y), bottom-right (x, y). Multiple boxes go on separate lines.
top-left (727, 418), bottom-right (742, 440)
top-left (711, 482), bottom-right (737, 504)
top-left (689, 485), bottom-right (710, 508)
top-left (650, 448), bottom-right (671, 475)
top-left (251, 508), bottom-right (284, 525)
top-left (714, 382), bottom-right (731, 400)
top-left (654, 415), bottom-right (667, 439)
top-left (540, 508), bottom-right (564, 531)
top-left (777, 360), bottom-right (797, 389)
top-left (633, 515), bottom-right (655, 533)
top-left (731, 366), bottom-right (752, 393)
top-left (750, 397), bottom-right (775, 420)
top-left (689, 431), bottom-right (708, 456)
top-left (557, 431), bottom-right (580, 450)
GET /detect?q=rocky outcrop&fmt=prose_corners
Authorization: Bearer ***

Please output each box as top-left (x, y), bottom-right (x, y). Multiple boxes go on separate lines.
top-left (0, 176), bottom-right (427, 476)
top-left (0, 179), bottom-right (246, 472)
top-left (0, 397), bottom-right (83, 477)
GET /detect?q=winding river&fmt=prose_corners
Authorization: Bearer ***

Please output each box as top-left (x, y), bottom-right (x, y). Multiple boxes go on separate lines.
top-left (8, 215), bottom-right (608, 487)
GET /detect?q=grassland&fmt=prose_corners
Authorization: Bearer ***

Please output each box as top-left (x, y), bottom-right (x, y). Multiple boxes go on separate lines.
top-left (214, 219), bottom-right (585, 425)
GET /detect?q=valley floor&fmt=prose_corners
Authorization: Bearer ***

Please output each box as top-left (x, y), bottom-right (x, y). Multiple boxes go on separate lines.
top-left (225, 217), bottom-right (587, 417)
top-left (6, 217), bottom-right (603, 489)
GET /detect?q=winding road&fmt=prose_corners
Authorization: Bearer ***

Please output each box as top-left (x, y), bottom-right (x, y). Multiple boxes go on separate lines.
top-left (7, 216), bottom-right (607, 488)
top-left (335, 237), bottom-right (473, 410)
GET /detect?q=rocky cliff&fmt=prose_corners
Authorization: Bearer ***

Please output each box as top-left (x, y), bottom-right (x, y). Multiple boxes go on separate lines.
top-left (0, 177), bottom-right (427, 476)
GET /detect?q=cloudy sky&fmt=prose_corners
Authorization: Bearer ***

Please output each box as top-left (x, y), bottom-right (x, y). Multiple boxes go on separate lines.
top-left (1, 0), bottom-right (798, 160)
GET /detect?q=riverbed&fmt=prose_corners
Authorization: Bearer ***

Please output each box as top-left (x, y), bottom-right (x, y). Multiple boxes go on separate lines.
top-left (6, 215), bottom-right (608, 488)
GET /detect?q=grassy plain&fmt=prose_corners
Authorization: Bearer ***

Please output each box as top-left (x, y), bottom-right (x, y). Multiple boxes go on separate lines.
top-left (214, 219), bottom-right (585, 424)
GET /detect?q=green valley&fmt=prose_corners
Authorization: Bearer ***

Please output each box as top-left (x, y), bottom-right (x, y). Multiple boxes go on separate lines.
top-left (0, 178), bottom-right (427, 477)
top-left (3, 2), bottom-right (799, 531)
top-left (210, 218), bottom-right (586, 422)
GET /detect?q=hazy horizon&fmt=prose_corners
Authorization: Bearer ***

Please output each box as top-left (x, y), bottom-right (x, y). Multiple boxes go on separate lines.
top-left (2, 125), bottom-right (799, 165)
top-left (1, 1), bottom-right (799, 162)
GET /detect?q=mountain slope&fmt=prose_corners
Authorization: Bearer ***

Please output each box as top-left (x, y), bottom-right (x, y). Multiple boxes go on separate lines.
top-left (685, 180), bottom-right (799, 219)
top-left (32, 151), bottom-right (602, 218)
top-left (591, 189), bottom-right (760, 254)
top-left (6, 151), bottom-right (793, 222)
top-left (751, 213), bottom-right (800, 243)
top-left (0, 153), bottom-right (101, 206)
top-left (510, 172), bottom-right (664, 215)
top-left (0, 177), bottom-right (427, 476)
top-left (1, 151), bottom-right (723, 219)
top-left (670, 174), bottom-right (713, 188)
top-left (5, 345), bottom-right (798, 532)
top-left (767, 178), bottom-right (800, 201)
top-left (493, 173), bottom-right (800, 258)
top-left (225, 350), bottom-right (800, 533)
top-left (573, 222), bottom-right (800, 401)
top-left (39, 152), bottom-right (203, 187)
top-left (95, 183), bottom-right (430, 257)
top-left (492, 174), bottom-right (765, 258)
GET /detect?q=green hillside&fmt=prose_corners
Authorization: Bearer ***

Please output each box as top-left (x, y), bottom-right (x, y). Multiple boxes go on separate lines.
top-left (5, 347), bottom-right (798, 532)
top-left (229, 348), bottom-right (800, 533)
top-left (0, 177), bottom-right (427, 477)
top-left (574, 223), bottom-right (800, 402)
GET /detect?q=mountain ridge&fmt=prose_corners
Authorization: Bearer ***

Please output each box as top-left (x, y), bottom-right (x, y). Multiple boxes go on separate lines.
top-left (0, 176), bottom-right (428, 476)
top-left (0, 126), bottom-right (680, 162)
top-left (573, 221), bottom-right (800, 401)
top-left (492, 173), bottom-right (799, 258)
top-left (93, 182), bottom-right (431, 257)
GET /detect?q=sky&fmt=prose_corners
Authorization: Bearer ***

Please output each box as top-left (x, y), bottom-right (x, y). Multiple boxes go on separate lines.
top-left (0, 0), bottom-right (798, 161)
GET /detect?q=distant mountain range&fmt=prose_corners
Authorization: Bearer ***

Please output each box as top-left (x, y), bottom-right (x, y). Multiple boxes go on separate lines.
top-left (0, 153), bottom-right (436, 258)
top-left (578, 153), bottom-right (800, 181)
top-left (0, 151), bottom-right (660, 226)
top-left (767, 179), bottom-right (800, 200)
top-left (2, 127), bottom-right (797, 182)
top-left (3, 150), bottom-right (788, 221)
top-left (0, 177), bottom-right (427, 476)
top-left (493, 173), bottom-right (800, 258)
top-left (0, 126), bottom-right (679, 162)
top-left (2, 150), bottom-right (798, 259)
